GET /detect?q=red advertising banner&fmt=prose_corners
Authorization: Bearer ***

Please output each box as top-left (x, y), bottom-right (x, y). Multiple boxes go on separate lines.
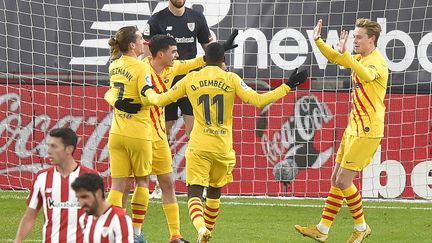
top-left (1, 85), bottom-right (431, 199)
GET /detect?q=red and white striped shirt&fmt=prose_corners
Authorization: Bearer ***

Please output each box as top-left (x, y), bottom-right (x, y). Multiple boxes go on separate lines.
top-left (79, 206), bottom-right (133, 243)
top-left (27, 165), bottom-right (97, 243)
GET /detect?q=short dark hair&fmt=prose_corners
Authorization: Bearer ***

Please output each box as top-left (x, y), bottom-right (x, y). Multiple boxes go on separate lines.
top-left (149, 34), bottom-right (177, 57)
top-left (71, 173), bottom-right (105, 198)
top-left (205, 42), bottom-right (225, 65)
top-left (49, 127), bottom-right (78, 153)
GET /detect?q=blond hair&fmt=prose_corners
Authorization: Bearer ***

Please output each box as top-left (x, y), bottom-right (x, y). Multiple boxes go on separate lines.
top-left (108, 26), bottom-right (139, 61)
top-left (355, 18), bottom-right (381, 47)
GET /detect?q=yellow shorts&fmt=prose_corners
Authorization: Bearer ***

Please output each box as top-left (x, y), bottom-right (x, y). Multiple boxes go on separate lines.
top-left (108, 133), bottom-right (152, 178)
top-left (185, 148), bottom-right (236, 188)
top-left (151, 139), bottom-right (173, 175)
top-left (335, 133), bottom-right (381, 171)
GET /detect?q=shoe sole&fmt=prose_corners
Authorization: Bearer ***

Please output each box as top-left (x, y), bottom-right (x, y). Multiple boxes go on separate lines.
top-left (294, 226), bottom-right (327, 243)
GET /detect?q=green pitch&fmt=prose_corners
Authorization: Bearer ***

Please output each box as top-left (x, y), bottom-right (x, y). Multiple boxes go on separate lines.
top-left (1, 191), bottom-right (431, 242)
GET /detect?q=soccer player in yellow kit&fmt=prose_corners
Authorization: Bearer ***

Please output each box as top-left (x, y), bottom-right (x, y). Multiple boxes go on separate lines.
top-left (295, 19), bottom-right (388, 243)
top-left (143, 34), bottom-right (206, 243)
top-left (142, 42), bottom-right (308, 243)
top-left (104, 26), bottom-right (152, 243)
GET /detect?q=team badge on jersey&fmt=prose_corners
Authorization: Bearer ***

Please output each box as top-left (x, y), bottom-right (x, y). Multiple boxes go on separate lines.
top-left (187, 22), bottom-right (195, 31)
top-left (101, 227), bottom-right (110, 237)
top-left (166, 26), bottom-right (172, 31)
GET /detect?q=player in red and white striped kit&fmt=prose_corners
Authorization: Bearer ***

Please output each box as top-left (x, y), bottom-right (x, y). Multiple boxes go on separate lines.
top-left (72, 173), bottom-right (134, 243)
top-left (14, 128), bottom-right (97, 243)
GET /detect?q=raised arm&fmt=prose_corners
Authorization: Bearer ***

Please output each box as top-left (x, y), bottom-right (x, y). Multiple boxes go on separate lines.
top-left (172, 55), bottom-right (206, 75)
top-left (333, 51), bottom-right (383, 83)
top-left (313, 19), bottom-right (350, 68)
top-left (236, 83), bottom-right (291, 109)
top-left (234, 69), bottom-right (308, 109)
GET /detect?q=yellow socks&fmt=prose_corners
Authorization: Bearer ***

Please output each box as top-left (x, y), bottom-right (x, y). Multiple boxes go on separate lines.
top-left (342, 184), bottom-right (367, 231)
top-left (163, 203), bottom-right (181, 238)
top-left (131, 186), bottom-right (149, 234)
top-left (188, 197), bottom-right (205, 231)
top-left (107, 189), bottom-right (123, 208)
top-left (203, 198), bottom-right (220, 232)
top-left (317, 186), bottom-right (344, 234)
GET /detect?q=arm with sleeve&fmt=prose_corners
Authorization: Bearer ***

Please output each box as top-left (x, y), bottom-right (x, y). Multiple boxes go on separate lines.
top-left (315, 38), bottom-right (382, 83)
top-left (145, 74), bottom-right (188, 107)
top-left (233, 73), bottom-right (291, 109)
top-left (172, 55), bottom-right (206, 75)
top-left (104, 86), bottom-right (117, 107)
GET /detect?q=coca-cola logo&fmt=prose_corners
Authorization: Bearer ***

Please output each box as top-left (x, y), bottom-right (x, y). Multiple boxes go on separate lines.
top-left (0, 92), bottom-right (188, 182)
top-left (0, 93), bottom-right (112, 175)
top-left (256, 94), bottom-right (334, 182)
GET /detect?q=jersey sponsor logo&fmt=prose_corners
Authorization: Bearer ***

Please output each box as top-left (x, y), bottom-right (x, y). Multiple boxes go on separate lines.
top-left (166, 26), bottom-right (172, 31)
top-left (187, 22), bottom-right (195, 32)
top-left (47, 197), bottom-right (80, 209)
top-left (174, 36), bottom-right (195, 43)
top-left (115, 113), bottom-right (133, 119)
top-left (203, 127), bottom-right (227, 136)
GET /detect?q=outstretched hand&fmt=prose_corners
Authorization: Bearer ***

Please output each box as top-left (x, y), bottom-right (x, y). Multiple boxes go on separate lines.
top-left (223, 29), bottom-right (239, 52)
top-left (337, 30), bottom-right (349, 54)
top-left (313, 19), bottom-right (322, 40)
top-left (285, 68), bottom-right (309, 89)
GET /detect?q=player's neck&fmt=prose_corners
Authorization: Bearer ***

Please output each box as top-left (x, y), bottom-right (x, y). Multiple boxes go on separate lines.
top-left (149, 59), bottom-right (164, 75)
top-left (94, 201), bottom-right (111, 218)
top-left (56, 159), bottom-right (78, 177)
top-left (124, 51), bottom-right (138, 60)
top-left (360, 46), bottom-right (375, 57)
top-left (168, 5), bottom-right (185, 16)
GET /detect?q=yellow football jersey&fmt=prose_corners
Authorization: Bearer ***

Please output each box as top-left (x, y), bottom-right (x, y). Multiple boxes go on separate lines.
top-left (145, 66), bottom-right (291, 153)
top-left (104, 55), bottom-right (153, 140)
top-left (142, 55), bottom-right (205, 141)
top-left (315, 38), bottom-right (389, 138)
